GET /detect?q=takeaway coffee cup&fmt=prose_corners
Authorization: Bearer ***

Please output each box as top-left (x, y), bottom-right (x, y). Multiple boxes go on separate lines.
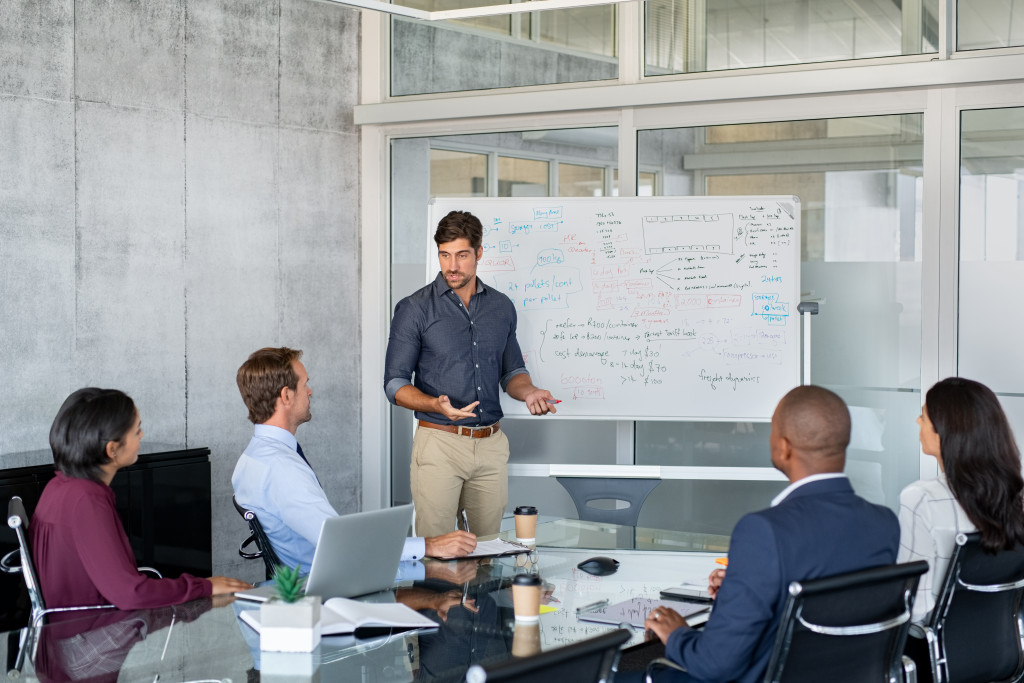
top-left (514, 505), bottom-right (538, 544)
top-left (511, 574), bottom-right (542, 622)
top-left (511, 622), bottom-right (542, 657)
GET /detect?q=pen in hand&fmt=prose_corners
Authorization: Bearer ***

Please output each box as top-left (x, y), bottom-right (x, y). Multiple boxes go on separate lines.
top-left (461, 509), bottom-right (471, 534)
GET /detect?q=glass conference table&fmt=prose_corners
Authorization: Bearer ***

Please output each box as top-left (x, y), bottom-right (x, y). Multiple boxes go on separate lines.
top-left (1, 520), bottom-right (729, 682)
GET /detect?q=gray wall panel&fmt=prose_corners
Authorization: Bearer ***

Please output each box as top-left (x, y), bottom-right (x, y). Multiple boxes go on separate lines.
top-left (0, 0), bottom-right (74, 100)
top-left (76, 0), bottom-right (186, 110)
top-left (75, 102), bottom-right (187, 443)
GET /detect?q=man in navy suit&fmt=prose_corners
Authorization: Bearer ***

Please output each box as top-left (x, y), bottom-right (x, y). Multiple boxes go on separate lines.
top-left (643, 385), bottom-right (899, 683)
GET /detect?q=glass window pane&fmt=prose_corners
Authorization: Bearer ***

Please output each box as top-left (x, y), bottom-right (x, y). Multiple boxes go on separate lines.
top-left (498, 156), bottom-right (549, 196)
top-left (540, 6), bottom-right (616, 56)
top-left (645, 0), bottom-right (939, 77)
top-left (558, 162), bottom-right (604, 196)
top-left (430, 149), bottom-right (488, 198)
top-left (635, 114), bottom-right (925, 519)
top-left (638, 171), bottom-right (657, 196)
top-left (958, 0), bottom-right (1024, 50)
top-left (391, 8), bottom-right (618, 96)
top-left (958, 107), bottom-right (1024, 401)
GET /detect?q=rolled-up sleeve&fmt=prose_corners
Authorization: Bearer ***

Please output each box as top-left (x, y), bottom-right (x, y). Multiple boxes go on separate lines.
top-left (498, 306), bottom-right (528, 391)
top-left (384, 299), bottom-right (422, 404)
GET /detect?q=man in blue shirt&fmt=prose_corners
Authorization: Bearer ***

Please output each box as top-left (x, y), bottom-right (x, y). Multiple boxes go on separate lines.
top-left (384, 210), bottom-right (557, 538)
top-left (232, 347), bottom-right (477, 573)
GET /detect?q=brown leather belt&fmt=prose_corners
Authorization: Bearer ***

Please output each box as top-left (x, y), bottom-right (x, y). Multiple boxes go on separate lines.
top-left (417, 420), bottom-right (500, 439)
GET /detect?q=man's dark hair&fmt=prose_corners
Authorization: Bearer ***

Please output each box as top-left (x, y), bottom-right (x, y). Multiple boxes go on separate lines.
top-left (434, 210), bottom-right (483, 250)
top-left (237, 347), bottom-right (303, 424)
top-left (49, 388), bottom-right (137, 482)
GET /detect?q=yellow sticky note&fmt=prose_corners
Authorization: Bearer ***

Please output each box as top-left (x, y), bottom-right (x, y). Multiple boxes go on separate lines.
top-left (539, 604), bottom-right (558, 614)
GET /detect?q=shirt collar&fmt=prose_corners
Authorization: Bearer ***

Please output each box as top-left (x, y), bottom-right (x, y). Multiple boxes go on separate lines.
top-left (771, 472), bottom-right (847, 507)
top-left (254, 423), bottom-right (298, 451)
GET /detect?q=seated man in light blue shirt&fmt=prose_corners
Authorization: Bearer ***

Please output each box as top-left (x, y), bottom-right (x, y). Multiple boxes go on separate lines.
top-left (231, 347), bottom-right (477, 574)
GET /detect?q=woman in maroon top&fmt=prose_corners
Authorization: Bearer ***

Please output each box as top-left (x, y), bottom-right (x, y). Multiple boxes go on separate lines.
top-left (31, 388), bottom-right (251, 610)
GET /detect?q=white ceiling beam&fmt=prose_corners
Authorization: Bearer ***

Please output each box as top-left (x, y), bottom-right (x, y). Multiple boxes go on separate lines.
top-left (320, 0), bottom-right (631, 21)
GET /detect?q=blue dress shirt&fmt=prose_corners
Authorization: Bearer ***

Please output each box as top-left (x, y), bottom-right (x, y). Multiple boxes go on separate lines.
top-left (384, 272), bottom-right (528, 427)
top-left (231, 425), bottom-right (424, 574)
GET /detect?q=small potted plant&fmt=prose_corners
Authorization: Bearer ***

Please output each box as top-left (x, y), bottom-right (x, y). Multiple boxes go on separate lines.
top-left (259, 564), bottom-right (322, 652)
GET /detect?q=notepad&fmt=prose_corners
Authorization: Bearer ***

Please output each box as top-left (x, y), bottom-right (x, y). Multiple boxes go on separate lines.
top-left (239, 597), bottom-right (439, 637)
top-left (576, 597), bottom-right (709, 630)
top-left (437, 537), bottom-right (532, 559)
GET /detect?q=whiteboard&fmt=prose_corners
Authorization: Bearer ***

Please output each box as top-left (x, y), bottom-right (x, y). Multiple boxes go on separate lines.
top-left (427, 197), bottom-right (801, 421)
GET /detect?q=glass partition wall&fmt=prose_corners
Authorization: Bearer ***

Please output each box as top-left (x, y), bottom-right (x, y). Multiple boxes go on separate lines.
top-left (371, 0), bottom-right (1024, 529)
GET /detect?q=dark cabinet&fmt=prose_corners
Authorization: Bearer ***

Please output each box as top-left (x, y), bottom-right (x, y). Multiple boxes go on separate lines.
top-left (0, 446), bottom-right (212, 630)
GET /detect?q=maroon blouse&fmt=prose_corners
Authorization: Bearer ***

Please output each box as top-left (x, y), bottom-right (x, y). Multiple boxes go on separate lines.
top-left (30, 472), bottom-right (211, 610)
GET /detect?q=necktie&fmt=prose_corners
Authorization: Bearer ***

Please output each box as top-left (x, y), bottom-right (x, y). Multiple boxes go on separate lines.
top-left (295, 443), bottom-right (321, 487)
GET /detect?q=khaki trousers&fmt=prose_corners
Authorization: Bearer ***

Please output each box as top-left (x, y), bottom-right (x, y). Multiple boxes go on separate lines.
top-left (410, 425), bottom-right (509, 538)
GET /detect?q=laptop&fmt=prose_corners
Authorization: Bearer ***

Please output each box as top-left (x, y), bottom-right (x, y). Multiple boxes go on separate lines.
top-left (236, 504), bottom-right (415, 602)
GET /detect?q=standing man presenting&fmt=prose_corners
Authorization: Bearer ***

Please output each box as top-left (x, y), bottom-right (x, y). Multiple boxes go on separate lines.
top-left (385, 210), bottom-right (557, 538)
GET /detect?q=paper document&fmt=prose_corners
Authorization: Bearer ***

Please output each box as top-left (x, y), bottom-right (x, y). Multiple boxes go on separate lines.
top-left (577, 597), bottom-right (709, 629)
top-left (438, 538), bottom-right (531, 559)
top-left (239, 596), bottom-right (438, 637)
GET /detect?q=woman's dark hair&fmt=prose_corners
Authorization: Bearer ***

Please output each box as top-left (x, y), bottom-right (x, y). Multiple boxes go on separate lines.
top-left (927, 377), bottom-right (1024, 553)
top-left (49, 388), bottom-right (137, 482)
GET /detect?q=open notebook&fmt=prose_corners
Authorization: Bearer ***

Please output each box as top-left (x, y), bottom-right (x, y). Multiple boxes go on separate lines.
top-left (239, 597), bottom-right (438, 638)
top-left (577, 597), bottom-right (710, 630)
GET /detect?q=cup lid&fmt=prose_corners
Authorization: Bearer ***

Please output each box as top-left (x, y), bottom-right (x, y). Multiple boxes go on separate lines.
top-left (512, 574), bottom-right (542, 586)
top-left (514, 506), bottom-right (538, 515)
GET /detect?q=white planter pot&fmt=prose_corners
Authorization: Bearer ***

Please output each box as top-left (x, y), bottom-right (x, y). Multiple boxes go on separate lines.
top-left (260, 596), bottom-right (322, 653)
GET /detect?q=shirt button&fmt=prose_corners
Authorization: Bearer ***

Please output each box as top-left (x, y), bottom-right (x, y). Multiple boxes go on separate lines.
top-left (477, 387), bottom-right (481, 391)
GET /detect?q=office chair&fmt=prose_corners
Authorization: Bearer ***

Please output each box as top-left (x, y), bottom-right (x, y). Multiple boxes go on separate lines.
top-left (555, 477), bottom-right (661, 526)
top-left (233, 496), bottom-right (284, 580)
top-left (909, 532), bottom-right (1024, 683)
top-left (465, 627), bottom-right (630, 682)
top-left (646, 561), bottom-right (927, 683)
top-left (0, 496), bottom-right (125, 628)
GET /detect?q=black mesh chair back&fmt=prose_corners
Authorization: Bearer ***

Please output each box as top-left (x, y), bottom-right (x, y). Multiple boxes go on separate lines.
top-left (764, 560), bottom-right (928, 683)
top-left (465, 628), bottom-right (630, 683)
top-left (555, 477), bottom-right (661, 526)
top-left (233, 496), bottom-right (283, 580)
top-left (921, 532), bottom-right (1024, 683)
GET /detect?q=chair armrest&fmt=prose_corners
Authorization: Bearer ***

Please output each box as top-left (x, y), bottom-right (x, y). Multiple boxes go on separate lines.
top-left (0, 549), bottom-right (21, 574)
top-left (138, 566), bottom-right (163, 579)
top-left (646, 657), bottom-right (688, 683)
top-left (901, 655), bottom-right (917, 683)
top-left (239, 533), bottom-right (263, 560)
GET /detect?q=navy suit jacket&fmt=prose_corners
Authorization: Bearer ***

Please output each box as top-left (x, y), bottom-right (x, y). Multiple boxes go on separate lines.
top-left (665, 476), bottom-right (899, 683)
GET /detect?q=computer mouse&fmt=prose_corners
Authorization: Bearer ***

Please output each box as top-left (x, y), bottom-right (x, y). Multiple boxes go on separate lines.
top-left (577, 556), bottom-right (620, 576)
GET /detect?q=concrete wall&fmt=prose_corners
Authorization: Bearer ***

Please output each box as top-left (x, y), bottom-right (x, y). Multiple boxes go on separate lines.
top-left (0, 0), bottom-right (361, 582)
top-left (391, 18), bottom-right (617, 95)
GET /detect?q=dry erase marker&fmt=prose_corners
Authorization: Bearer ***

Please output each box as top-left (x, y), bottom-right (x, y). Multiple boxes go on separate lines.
top-left (546, 399), bottom-right (562, 404)
top-left (576, 599), bottom-right (609, 614)
top-left (715, 557), bottom-right (729, 567)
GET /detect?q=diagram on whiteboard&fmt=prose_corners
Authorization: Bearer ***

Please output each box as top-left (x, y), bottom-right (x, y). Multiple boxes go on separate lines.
top-left (428, 196), bottom-right (801, 420)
